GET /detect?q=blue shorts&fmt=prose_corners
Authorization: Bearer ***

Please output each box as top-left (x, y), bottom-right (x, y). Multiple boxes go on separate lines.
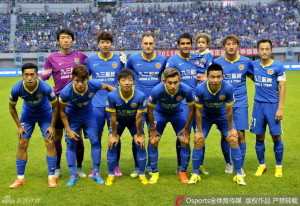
top-left (201, 112), bottom-right (228, 138)
top-left (94, 107), bottom-right (110, 133)
top-left (182, 104), bottom-right (196, 132)
top-left (20, 113), bottom-right (52, 139)
top-left (250, 101), bottom-right (282, 136)
top-left (109, 120), bottom-right (145, 137)
top-left (152, 108), bottom-right (187, 137)
top-left (65, 116), bottom-right (98, 144)
top-left (233, 107), bottom-right (248, 130)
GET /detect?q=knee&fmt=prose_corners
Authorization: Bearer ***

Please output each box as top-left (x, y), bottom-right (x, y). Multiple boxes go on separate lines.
top-left (256, 134), bottom-right (265, 141)
top-left (237, 130), bottom-right (245, 142)
top-left (194, 138), bottom-right (204, 149)
top-left (18, 140), bottom-right (29, 151)
top-left (227, 136), bottom-right (238, 145)
top-left (272, 135), bottom-right (281, 142)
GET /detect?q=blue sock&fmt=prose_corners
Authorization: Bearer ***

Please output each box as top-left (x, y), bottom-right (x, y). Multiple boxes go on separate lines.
top-left (146, 143), bottom-right (151, 168)
top-left (274, 139), bottom-right (284, 165)
top-left (180, 146), bottom-right (190, 172)
top-left (116, 139), bottom-right (121, 167)
top-left (66, 141), bottom-right (77, 177)
top-left (148, 144), bottom-right (158, 173)
top-left (176, 138), bottom-right (181, 167)
top-left (90, 139), bottom-right (101, 175)
top-left (221, 141), bottom-right (231, 164)
top-left (132, 140), bottom-right (138, 168)
top-left (192, 148), bottom-right (203, 175)
top-left (239, 142), bottom-right (246, 168)
top-left (16, 159), bottom-right (27, 175)
top-left (255, 140), bottom-right (265, 165)
top-left (231, 147), bottom-right (242, 175)
top-left (136, 144), bottom-right (146, 175)
top-left (107, 145), bottom-right (117, 175)
top-left (46, 156), bottom-right (57, 175)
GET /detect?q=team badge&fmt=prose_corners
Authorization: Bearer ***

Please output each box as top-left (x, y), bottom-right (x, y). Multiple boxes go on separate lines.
top-left (37, 94), bottom-right (43, 98)
top-left (131, 103), bottom-right (137, 108)
top-left (155, 63), bottom-right (161, 69)
top-left (176, 96), bottom-right (183, 101)
top-left (238, 64), bottom-right (245, 70)
top-left (201, 58), bottom-right (206, 63)
top-left (112, 62), bottom-right (118, 68)
top-left (267, 69), bottom-right (274, 75)
top-left (89, 93), bottom-right (95, 98)
top-left (74, 58), bottom-right (80, 64)
top-left (219, 95), bottom-right (225, 100)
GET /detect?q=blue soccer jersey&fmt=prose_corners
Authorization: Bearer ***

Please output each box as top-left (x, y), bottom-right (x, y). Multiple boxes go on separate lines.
top-left (86, 53), bottom-right (124, 107)
top-left (59, 79), bottom-right (104, 119)
top-left (106, 89), bottom-right (147, 121)
top-left (195, 49), bottom-right (213, 74)
top-left (166, 53), bottom-right (200, 94)
top-left (195, 80), bottom-right (235, 116)
top-left (9, 79), bottom-right (57, 115)
top-left (252, 59), bottom-right (286, 103)
top-left (148, 82), bottom-right (194, 114)
top-left (127, 53), bottom-right (167, 97)
top-left (214, 55), bottom-right (253, 108)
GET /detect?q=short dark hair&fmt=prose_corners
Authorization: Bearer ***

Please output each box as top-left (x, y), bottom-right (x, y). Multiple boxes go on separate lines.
top-left (207, 63), bottom-right (223, 76)
top-left (257, 39), bottom-right (273, 50)
top-left (21, 63), bottom-right (38, 74)
top-left (163, 68), bottom-right (181, 80)
top-left (72, 65), bottom-right (89, 80)
top-left (221, 35), bottom-right (240, 46)
top-left (56, 28), bottom-right (75, 41)
top-left (97, 31), bottom-right (113, 44)
top-left (118, 68), bottom-right (134, 81)
top-left (177, 33), bottom-right (193, 45)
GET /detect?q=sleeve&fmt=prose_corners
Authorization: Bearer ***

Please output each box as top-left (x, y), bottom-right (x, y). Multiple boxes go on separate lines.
top-left (126, 56), bottom-right (133, 70)
top-left (85, 58), bottom-right (92, 76)
top-left (225, 85), bottom-right (235, 106)
top-left (81, 53), bottom-right (88, 65)
top-left (194, 86), bottom-right (203, 108)
top-left (137, 94), bottom-right (147, 113)
top-left (247, 60), bottom-right (254, 76)
top-left (277, 63), bottom-right (286, 81)
top-left (205, 53), bottom-right (213, 70)
top-left (44, 82), bottom-right (57, 104)
top-left (184, 85), bottom-right (195, 106)
top-left (91, 79), bottom-right (104, 91)
top-left (105, 93), bottom-right (116, 113)
top-left (59, 88), bottom-right (69, 105)
top-left (148, 86), bottom-right (159, 107)
top-left (9, 84), bottom-right (19, 104)
top-left (40, 56), bottom-right (52, 80)
top-left (166, 57), bottom-right (176, 70)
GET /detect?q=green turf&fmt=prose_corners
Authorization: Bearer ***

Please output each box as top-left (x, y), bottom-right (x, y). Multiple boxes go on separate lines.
top-left (0, 72), bottom-right (299, 205)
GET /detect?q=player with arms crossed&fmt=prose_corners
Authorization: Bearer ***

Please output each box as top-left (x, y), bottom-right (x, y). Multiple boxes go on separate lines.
top-left (9, 63), bottom-right (58, 188)
top-left (250, 39), bottom-right (286, 177)
top-left (147, 68), bottom-right (195, 184)
top-left (105, 69), bottom-right (148, 186)
top-left (189, 63), bottom-right (246, 186)
top-left (40, 28), bottom-right (88, 178)
top-left (214, 35), bottom-right (253, 176)
top-left (86, 31), bottom-right (125, 177)
top-left (127, 33), bottom-right (167, 177)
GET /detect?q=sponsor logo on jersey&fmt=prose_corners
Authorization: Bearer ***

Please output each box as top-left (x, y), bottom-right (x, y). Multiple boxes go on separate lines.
top-left (37, 94), bottom-right (43, 98)
top-left (74, 58), bottom-right (80, 64)
top-left (238, 64), bottom-right (245, 70)
top-left (155, 63), bottom-right (161, 69)
top-left (267, 69), bottom-right (274, 75)
top-left (131, 103), bottom-right (137, 108)
top-left (176, 96), bottom-right (183, 101)
top-left (219, 95), bottom-right (225, 100)
top-left (89, 93), bottom-right (95, 98)
top-left (112, 62), bottom-right (118, 68)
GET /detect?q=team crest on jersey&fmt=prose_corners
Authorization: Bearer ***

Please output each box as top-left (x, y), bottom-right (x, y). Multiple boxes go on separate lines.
top-left (267, 69), bottom-right (274, 75)
top-left (37, 94), bottom-right (43, 98)
top-left (74, 58), bottom-right (80, 64)
top-left (155, 63), bottom-right (161, 69)
top-left (238, 64), bottom-right (245, 70)
top-left (89, 93), bottom-right (95, 98)
top-left (219, 95), bottom-right (225, 100)
top-left (131, 103), bottom-right (137, 108)
top-left (201, 58), bottom-right (206, 63)
top-left (112, 62), bottom-right (118, 68)
top-left (176, 96), bottom-right (183, 101)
